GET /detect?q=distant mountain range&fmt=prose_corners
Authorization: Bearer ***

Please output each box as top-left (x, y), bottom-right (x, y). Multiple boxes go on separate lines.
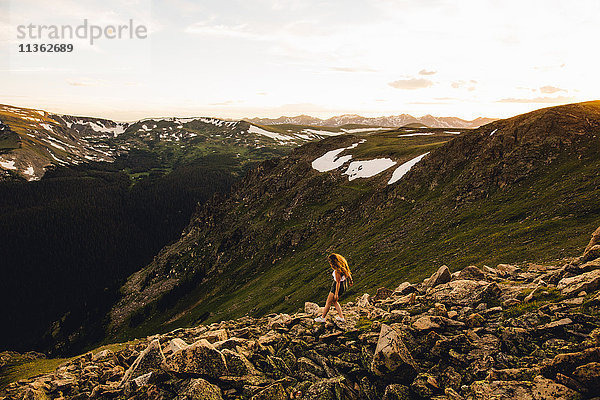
top-left (248, 114), bottom-right (496, 129)
top-left (0, 104), bottom-right (407, 182)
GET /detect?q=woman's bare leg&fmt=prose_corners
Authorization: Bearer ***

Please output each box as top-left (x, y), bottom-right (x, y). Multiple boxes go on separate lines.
top-left (334, 301), bottom-right (344, 319)
top-left (321, 292), bottom-right (334, 318)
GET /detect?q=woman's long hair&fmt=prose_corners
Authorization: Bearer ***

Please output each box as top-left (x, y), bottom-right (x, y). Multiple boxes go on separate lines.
top-left (329, 253), bottom-right (353, 284)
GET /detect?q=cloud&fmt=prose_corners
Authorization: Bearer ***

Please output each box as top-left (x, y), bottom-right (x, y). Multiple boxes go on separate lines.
top-left (451, 80), bottom-right (477, 91)
top-left (418, 69), bottom-right (436, 75)
top-left (67, 78), bottom-right (104, 87)
top-left (388, 78), bottom-right (433, 90)
top-left (184, 21), bottom-right (264, 40)
top-left (208, 100), bottom-right (238, 106)
top-left (497, 96), bottom-right (574, 104)
top-left (331, 66), bottom-right (376, 73)
top-left (539, 85), bottom-right (566, 94)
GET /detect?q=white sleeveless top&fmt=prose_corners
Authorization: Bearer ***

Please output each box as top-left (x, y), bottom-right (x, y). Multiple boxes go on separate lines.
top-left (332, 269), bottom-right (346, 282)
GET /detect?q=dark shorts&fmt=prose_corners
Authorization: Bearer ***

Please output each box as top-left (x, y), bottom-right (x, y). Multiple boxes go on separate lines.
top-left (330, 280), bottom-right (348, 297)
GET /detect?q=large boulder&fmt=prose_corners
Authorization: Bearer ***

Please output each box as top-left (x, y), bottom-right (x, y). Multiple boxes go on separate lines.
top-left (468, 375), bottom-right (582, 400)
top-left (532, 375), bottom-right (583, 400)
top-left (250, 382), bottom-right (287, 400)
top-left (426, 279), bottom-right (502, 306)
top-left (221, 349), bottom-right (257, 376)
top-left (582, 226), bottom-right (600, 261)
top-left (557, 269), bottom-right (600, 296)
top-left (181, 378), bottom-right (223, 400)
top-left (302, 376), bottom-right (355, 400)
top-left (382, 384), bottom-right (411, 400)
top-left (357, 293), bottom-right (371, 308)
top-left (164, 339), bottom-right (227, 378)
top-left (423, 265), bottom-right (451, 289)
top-left (164, 338), bottom-right (189, 355)
top-left (197, 329), bottom-right (228, 343)
top-left (572, 362), bottom-right (600, 392)
top-left (412, 316), bottom-right (442, 331)
top-left (374, 287), bottom-right (394, 301)
top-left (542, 347), bottom-right (600, 379)
top-left (268, 314), bottom-right (291, 329)
top-left (394, 282), bottom-right (417, 295)
top-left (120, 339), bottom-right (165, 385)
top-left (495, 264), bottom-right (521, 277)
top-left (304, 302), bottom-right (320, 315)
top-left (457, 266), bottom-right (485, 281)
top-left (371, 324), bottom-right (418, 382)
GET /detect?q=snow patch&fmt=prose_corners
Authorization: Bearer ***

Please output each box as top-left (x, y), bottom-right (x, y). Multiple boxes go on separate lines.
top-left (489, 129), bottom-right (498, 136)
top-left (387, 152), bottom-right (430, 185)
top-left (75, 120), bottom-right (126, 136)
top-left (343, 158), bottom-right (396, 181)
top-left (0, 159), bottom-right (17, 170)
top-left (40, 123), bottom-right (55, 132)
top-left (312, 149), bottom-right (352, 172)
top-left (24, 166), bottom-right (35, 176)
top-left (248, 125), bottom-right (293, 142)
top-left (311, 140), bottom-right (366, 172)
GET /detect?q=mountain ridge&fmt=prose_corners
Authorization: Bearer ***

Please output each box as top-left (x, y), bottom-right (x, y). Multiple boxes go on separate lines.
top-left (106, 101), bottom-right (600, 346)
top-left (248, 114), bottom-right (496, 129)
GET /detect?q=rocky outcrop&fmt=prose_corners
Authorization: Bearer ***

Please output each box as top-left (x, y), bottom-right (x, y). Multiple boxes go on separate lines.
top-left (3, 226), bottom-right (600, 399)
top-left (371, 324), bottom-right (418, 382)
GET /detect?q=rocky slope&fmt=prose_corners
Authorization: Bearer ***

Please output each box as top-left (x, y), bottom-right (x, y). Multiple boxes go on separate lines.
top-left (107, 101), bottom-right (600, 342)
top-left (2, 226), bottom-right (600, 399)
top-left (248, 115), bottom-right (496, 129)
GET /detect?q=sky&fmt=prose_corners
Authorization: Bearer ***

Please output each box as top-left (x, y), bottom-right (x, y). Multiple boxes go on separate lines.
top-left (0, 0), bottom-right (599, 121)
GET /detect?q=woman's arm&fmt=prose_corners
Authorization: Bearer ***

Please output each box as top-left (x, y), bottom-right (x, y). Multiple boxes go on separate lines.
top-left (334, 270), bottom-right (341, 300)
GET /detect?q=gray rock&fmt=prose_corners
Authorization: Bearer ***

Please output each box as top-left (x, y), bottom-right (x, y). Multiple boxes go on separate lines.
top-left (582, 244), bottom-right (600, 262)
top-left (221, 349), bottom-right (256, 376)
top-left (426, 279), bottom-right (489, 306)
top-left (382, 384), bottom-right (411, 400)
top-left (583, 225), bottom-right (600, 261)
top-left (164, 339), bottom-right (227, 378)
top-left (120, 339), bottom-right (165, 386)
top-left (457, 266), bottom-right (485, 281)
top-left (423, 265), bottom-right (452, 288)
top-left (181, 378), bottom-right (223, 400)
top-left (371, 324), bottom-right (418, 382)
top-left (532, 375), bottom-right (583, 400)
top-left (496, 264), bottom-right (521, 277)
top-left (537, 318), bottom-right (572, 331)
top-left (394, 282), bottom-right (417, 295)
top-left (413, 315), bottom-right (465, 331)
top-left (357, 293), bottom-right (371, 308)
top-left (197, 329), bottom-right (228, 343)
top-left (250, 382), bottom-right (287, 400)
top-left (132, 372), bottom-right (152, 387)
top-left (297, 357), bottom-right (324, 377)
top-left (304, 302), bottom-right (320, 315)
top-left (557, 269), bottom-right (600, 296)
top-left (164, 338), bottom-right (189, 354)
top-left (573, 361), bottom-right (600, 392)
top-left (92, 349), bottom-right (114, 362)
top-left (411, 373), bottom-right (440, 398)
top-left (303, 376), bottom-right (354, 400)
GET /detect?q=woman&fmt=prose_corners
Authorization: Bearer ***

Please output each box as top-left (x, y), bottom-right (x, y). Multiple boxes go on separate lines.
top-left (315, 253), bottom-right (353, 323)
